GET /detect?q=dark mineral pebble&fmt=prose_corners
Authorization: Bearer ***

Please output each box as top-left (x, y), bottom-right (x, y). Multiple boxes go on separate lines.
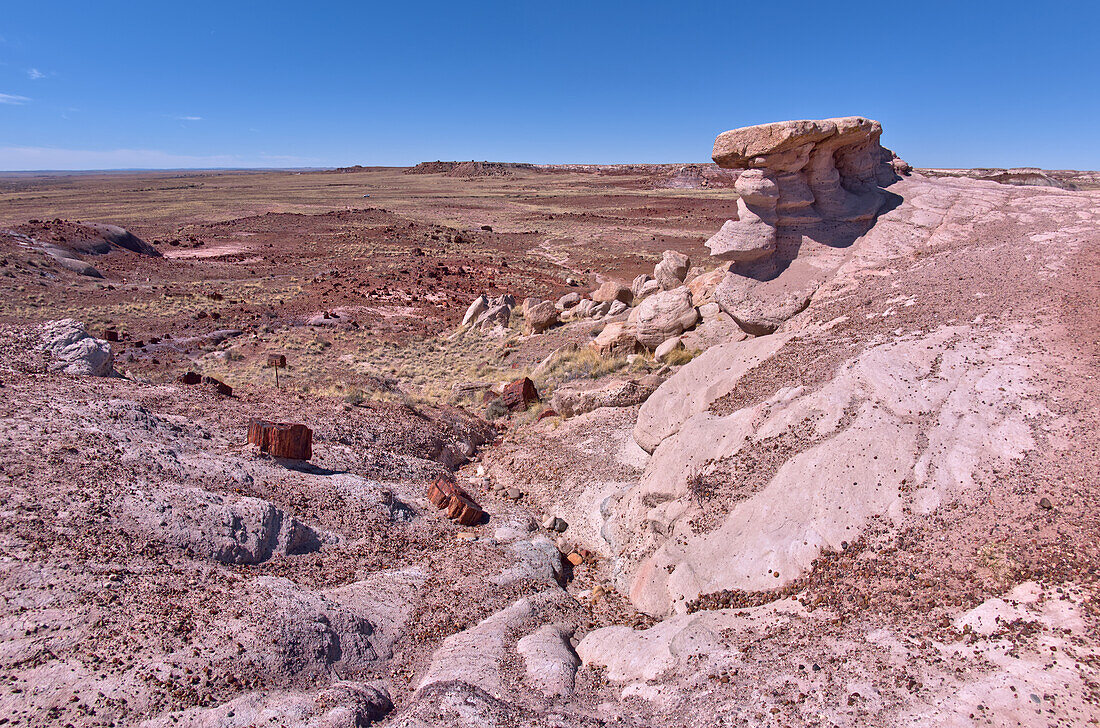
top-left (1039, 497), bottom-right (1053, 510)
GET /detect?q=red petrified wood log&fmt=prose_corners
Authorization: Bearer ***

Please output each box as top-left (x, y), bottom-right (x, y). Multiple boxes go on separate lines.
top-left (427, 477), bottom-right (483, 525)
top-left (247, 418), bottom-right (313, 460)
top-left (501, 377), bottom-right (539, 411)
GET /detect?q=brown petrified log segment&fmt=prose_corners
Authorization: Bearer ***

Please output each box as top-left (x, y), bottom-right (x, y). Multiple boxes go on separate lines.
top-left (502, 377), bottom-right (540, 411)
top-left (179, 371), bottom-right (202, 385)
top-left (202, 375), bottom-right (233, 397)
top-left (247, 418), bottom-right (312, 460)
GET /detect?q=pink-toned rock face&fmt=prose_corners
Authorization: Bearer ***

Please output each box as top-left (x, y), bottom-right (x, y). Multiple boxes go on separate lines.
top-left (711, 119), bottom-right (837, 168)
top-left (705, 117), bottom-right (899, 261)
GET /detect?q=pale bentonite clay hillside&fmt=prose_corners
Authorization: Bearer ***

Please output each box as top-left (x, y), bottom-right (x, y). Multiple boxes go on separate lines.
top-left (0, 118), bottom-right (1098, 727)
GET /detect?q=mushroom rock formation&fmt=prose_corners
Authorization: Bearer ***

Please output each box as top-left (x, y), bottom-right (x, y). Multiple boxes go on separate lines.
top-left (706, 117), bottom-right (900, 261)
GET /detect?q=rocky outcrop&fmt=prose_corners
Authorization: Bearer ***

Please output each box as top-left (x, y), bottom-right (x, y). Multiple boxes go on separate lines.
top-left (121, 487), bottom-right (324, 565)
top-left (462, 295), bottom-right (488, 326)
top-left (516, 625), bottom-right (580, 698)
top-left (551, 376), bottom-right (663, 418)
top-left (707, 116), bottom-right (899, 263)
top-left (704, 117), bottom-right (903, 335)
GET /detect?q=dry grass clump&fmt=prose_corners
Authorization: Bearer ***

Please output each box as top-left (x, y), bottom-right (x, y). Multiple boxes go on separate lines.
top-left (662, 347), bottom-right (701, 367)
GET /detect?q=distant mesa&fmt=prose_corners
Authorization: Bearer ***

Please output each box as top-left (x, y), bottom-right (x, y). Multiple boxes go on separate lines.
top-left (405, 160), bottom-right (540, 178)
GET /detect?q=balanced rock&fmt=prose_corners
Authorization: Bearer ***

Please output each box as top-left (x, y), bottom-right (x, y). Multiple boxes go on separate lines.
top-left (653, 250), bottom-right (691, 290)
top-left (627, 287), bottom-right (700, 349)
top-left (706, 117), bottom-right (899, 261)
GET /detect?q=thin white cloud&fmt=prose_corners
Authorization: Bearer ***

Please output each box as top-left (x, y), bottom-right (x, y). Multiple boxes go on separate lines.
top-left (0, 93), bottom-right (30, 105)
top-left (27, 68), bottom-right (47, 80)
top-left (0, 145), bottom-right (317, 171)
top-left (175, 115), bottom-right (203, 121)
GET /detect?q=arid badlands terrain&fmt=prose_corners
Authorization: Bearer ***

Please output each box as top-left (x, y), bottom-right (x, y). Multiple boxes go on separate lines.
top-left (0, 118), bottom-right (1098, 727)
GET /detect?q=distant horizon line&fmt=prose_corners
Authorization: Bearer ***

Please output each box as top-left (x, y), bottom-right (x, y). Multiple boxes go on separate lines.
top-left (1, 162), bottom-right (1092, 174)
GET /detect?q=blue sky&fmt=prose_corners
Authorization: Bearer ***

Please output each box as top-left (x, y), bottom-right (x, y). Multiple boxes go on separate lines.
top-left (1, 1), bottom-right (1097, 170)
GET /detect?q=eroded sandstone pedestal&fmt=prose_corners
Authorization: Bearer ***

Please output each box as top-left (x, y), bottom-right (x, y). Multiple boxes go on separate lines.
top-left (706, 116), bottom-right (901, 262)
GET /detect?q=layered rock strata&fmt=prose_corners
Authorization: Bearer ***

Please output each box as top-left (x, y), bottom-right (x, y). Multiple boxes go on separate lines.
top-left (706, 116), bottom-right (899, 262)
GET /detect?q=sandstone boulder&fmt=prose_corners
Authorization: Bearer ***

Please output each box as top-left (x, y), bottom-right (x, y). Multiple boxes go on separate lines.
top-left (462, 295), bottom-right (488, 326)
top-left (591, 321), bottom-right (641, 357)
top-left (38, 319), bottom-right (114, 376)
top-left (653, 250), bottom-right (690, 290)
top-left (590, 281), bottom-right (633, 305)
top-left (556, 292), bottom-right (582, 310)
top-left (626, 287), bottom-right (700, 349)
top-left (524, 300), bottom-right (559, 334)
top-left (476, 303), bottom-right (512, 331)
top-left (654, 336), bottom-right (684, 363)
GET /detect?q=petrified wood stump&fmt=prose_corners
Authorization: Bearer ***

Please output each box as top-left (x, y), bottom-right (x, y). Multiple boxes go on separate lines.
top-left (247, 418), bottom-right (313, 460)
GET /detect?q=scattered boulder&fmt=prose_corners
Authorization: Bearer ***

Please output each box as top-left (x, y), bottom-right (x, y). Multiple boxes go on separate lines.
top-left (38, 319), bottom-right (114, 376)
top-left (589, 300), bottom-right (612, 318)
top-left (627, 286), bottom-right (700, 349)
top-left (654, 336), bottom-right (684, 363)
top-left (556, 292), bottom-right (582, 310)
top-left (590, 281), bottom-right (633, 305)
top-left (607, 300), bottom-right (629, 317)
top-left (591, 321), bottom-right (642, 357)
top-left (462, 295), bottom-right (489, 326)
top-left (476, 303), bottom-right (512, 331)
top-left (524, 300), bottom-right (559, 334)
top-left (653, 250), bottom-right (691, 290)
